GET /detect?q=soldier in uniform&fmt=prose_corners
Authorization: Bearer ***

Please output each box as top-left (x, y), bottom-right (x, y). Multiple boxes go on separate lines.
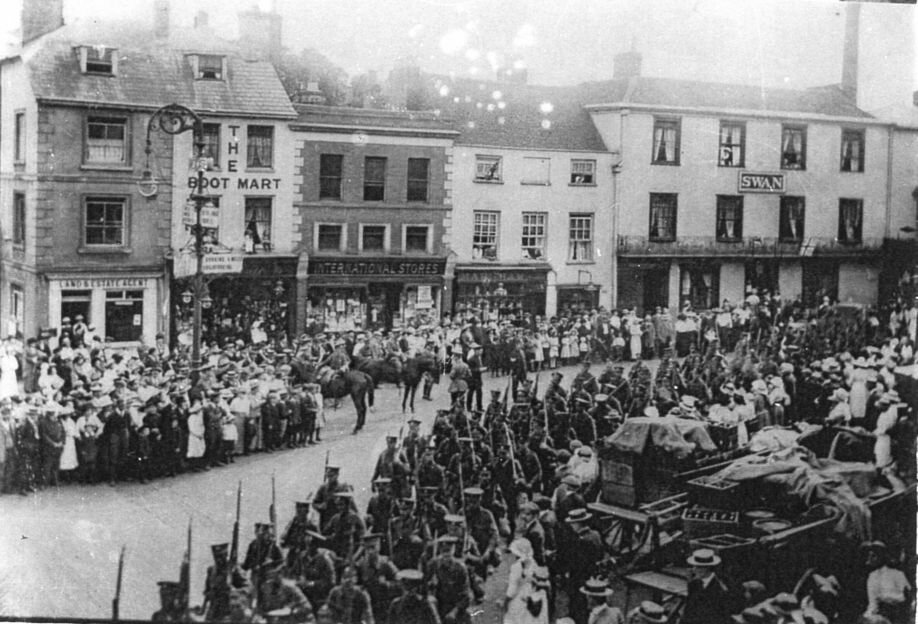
top-left (444, 513), bottom-right (486, 604)
top-left (15, 406), bottom-right (40, 495)
top-left (387, 568), bottom-right (440, 624)
top-left (426, 535), bottom-right (471, 624)
top-left (482, 389), bottom-right (506, 429)
top-left (571, 361), bottom-right (600, 396)
top-left (366, 477), bottom-right (398, 553)
top-left (462, 487), bottom-right (499, 575)
top-left (256, 558), bottom-right (314, 622)
top-left (152, 580), bottom-right (187, 622)
top-left (288, 529), bottom-right (336, 612)
top-left (390, 514), bottom-right (426, 571)
top-left (415, 485), bottom-right (449, 540)
top-left (401, 417), bottom-right (426, 473)
top-left (354, 533), bottom-right (399, 624)
top-left (313, 464), bottom-right (349, 529)
top-left (203, 542), bottom-right (248, 620)
top-left (327, 565), bottom-right (375, 624)
top-left (324, 491), bottom-right (366, 562)
top-left (282, 501), bottom-right (319, 558)
top-left (242, 522), bottom-right (283, 586)
top-left (417, 443), bottom-right (444, 491)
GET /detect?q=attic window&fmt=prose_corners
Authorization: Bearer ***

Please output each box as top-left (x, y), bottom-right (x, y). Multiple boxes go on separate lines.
top-left (196, 55), bottom-right (225, 80)
top-left (79, 45), bottom-right (116, 75)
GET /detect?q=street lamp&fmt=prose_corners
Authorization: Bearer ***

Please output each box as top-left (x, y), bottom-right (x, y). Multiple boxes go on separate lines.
top-left (142, 103), bottom-right (211, 370)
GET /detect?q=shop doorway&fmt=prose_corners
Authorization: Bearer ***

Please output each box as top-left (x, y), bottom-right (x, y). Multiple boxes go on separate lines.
top-left (367, 283), bottom-right (399, 329)
top-left (643, 267), bottom-right (670, 313)
top-left (61, 289), bottom-right (91, 327)
top-left (745, 259), bottom-right (780, 295)
top-left (802, 261), bottom-right (839, 306)
top-left (105, 290), bottom-right (143, 342)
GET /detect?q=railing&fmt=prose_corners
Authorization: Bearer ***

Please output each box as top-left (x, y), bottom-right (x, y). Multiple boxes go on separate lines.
top-left (616, 235), bottom-right (884, 258)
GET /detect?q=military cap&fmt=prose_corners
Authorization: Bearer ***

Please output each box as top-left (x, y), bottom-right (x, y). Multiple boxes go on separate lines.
top-left (158, 581), bottom-right (183, 592)
top-left (407, 416), bottom-right (422, 424)
top-left (444, 514), bottom-right (465, 524)
top-left (373, 477), bottom-right (393, 486)
top-left (211, 543), bottom-right (229, 557)
top-left (463, 486), bottom-right (484, 496)
top-left (396, 569), bottom-right (424, 583)
top-left (334, 490), bottom-right (354, 499)
top-left (295, 501), bottom-right (311, 511)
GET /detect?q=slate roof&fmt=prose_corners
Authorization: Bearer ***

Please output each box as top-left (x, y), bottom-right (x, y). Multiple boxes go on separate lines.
top-left (20, 20), bottom-right (296, 118)
top-left (428, 76), bottom-right (609, 152)
top-left (579, 77), bottom-right (873, 119)
top-left (293, 104), bottom-right (457, 135)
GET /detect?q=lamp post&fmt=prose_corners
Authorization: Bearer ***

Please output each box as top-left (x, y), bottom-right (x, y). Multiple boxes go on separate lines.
top-left (140, 103), bottom-right (210, 369)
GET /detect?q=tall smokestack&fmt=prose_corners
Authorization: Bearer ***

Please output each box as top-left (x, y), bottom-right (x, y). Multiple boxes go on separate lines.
top-left (22, 0), bottom-right (64, 44)
top-left (841, 2), bottom-right (860, 101)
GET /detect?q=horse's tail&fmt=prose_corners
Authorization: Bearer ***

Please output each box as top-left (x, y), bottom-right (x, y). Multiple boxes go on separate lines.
top-left (365, 372), bottom-right (375, 408)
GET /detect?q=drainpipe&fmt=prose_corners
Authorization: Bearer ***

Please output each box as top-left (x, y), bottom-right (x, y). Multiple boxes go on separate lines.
top-left (610, 154), bottom-right (623, 309)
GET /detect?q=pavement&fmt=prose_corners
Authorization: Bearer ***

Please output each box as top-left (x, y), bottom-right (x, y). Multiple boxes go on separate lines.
top-left (0, 360), bottom-right (659, 620)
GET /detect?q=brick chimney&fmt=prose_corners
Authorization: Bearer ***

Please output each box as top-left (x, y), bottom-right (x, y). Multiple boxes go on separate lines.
top-left (613, 48), bottom-right (642, 80)
top-left (841, 2), bottom-right (860, 101)
top-left (238, 7), bottom-right (283, 62)
top-left (154, 0), bottom-right (170, 40)
top-left (194, 11), bottom-right (210, 29)
top-left (22, 0), bottom-right (64, 45)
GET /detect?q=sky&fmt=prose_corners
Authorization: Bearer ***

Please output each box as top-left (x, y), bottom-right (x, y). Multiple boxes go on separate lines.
top-left (2, 0), bottom-right (916, 108)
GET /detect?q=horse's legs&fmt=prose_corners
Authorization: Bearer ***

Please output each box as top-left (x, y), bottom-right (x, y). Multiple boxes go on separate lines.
top-left (401, 385), bottom-right (408, 413)
top-left (352, 392), bottom-right (366, 433)
top-left (409, 383), bottom-right (418, 413)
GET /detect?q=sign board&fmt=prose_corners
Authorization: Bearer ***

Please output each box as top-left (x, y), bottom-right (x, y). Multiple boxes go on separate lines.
top-left (738, 171), bottom-right (786, 194)
top-left (416, 285), bottom-right (432, 309)
top-left (183, 200), bottom-right (220, 229)
top-left (309, 259), bottom-right (446, 276)
top-left (173, 252), bottom-right (244, 278)
top-left (59, 277), bottom-right (147, 289)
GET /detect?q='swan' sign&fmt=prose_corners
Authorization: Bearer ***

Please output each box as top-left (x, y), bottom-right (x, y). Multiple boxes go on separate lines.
top-left (738, 171), bottom-right (786, 194)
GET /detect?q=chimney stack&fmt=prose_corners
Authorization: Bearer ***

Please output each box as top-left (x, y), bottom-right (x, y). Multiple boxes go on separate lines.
top-left (613, 48), bottom-right (642, 80)
top-left (238, 8), bottom-right (283, 62)
top-left (21, 0), bottom-right (64, 45)
top-left (194, 11), bottom-right (210, 29)
top-left (154, 0), bottom-right (170, 40)
top-left (841, 2), bottom-right (860, 101)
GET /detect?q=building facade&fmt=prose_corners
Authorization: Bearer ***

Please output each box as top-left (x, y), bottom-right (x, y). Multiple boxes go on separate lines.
top-left (586, 52), bottom-right (891, 311)
top-left (291, 106), bottom-right (458, 331)
top-left (440, 79), bottom-right (615, 320)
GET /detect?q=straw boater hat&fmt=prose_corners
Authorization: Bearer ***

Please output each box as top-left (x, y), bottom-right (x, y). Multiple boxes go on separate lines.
top-left (632, 601), bottom-right (668, 623)
top-left (687, 548), bottom-right (721, 567)
top-left (580, 577), bottom-right (614, 597)
top-left (565, 508), bottom-right (592, 524)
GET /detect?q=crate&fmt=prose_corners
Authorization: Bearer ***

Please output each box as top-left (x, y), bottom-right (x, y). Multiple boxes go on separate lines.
top-left (682, 506), bottom-right (740, 539)
top-left (686, 475), bottom-right (743, 510)
top-left (707, 423), bottom-right (739, 452)
top-left (602, 481), bottom-right (637, 508)
top-left (689, 533), bottom-right (756, 553)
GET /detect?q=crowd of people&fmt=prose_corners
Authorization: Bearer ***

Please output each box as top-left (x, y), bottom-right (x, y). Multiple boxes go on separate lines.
top-left (141, 292), bottom-right (918, 623)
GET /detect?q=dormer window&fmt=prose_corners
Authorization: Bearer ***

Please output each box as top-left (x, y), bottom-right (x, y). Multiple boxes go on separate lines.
top-left (78, 45), bottom-right (117, 75)
top-left (194, 54), bottom-right (225, 80)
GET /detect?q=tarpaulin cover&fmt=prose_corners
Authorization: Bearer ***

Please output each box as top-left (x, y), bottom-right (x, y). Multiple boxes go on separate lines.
top-left (714, 446), bottom-right (873, 540)
top-left (605, 416), bottom-right (718, 459)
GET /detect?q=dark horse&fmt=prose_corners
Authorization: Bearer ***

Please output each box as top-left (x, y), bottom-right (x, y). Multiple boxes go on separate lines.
top-left (296, 362), bottom-right (376, 434)
top-left (355, 355), bottom-right (440, 413)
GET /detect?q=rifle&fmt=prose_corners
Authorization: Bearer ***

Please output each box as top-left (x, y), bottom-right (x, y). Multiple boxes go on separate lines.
top-left (230, 480), bottom-right (242, 566)
top-left (270, 471), bottom-right (277, 544)
top-left (501, 378), bottom-right (511, 413)
top-left (179, 518), bottom-right (192, 612)
top-left (502, 422), bottom-right (519, 481)
top-left (111, 545), bottom-right (125, 621)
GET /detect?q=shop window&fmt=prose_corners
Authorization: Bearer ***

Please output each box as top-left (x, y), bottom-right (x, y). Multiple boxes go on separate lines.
top-left (838, 198), bottom-right (863, 244)
top-left (745, 260), bottom-right (779, 295)
top-left (715, 195), bottom-right (743, 242)
top-left (105, 290), bottom-right (143, 343)
top-left (14, 112), bottom-right (25, 164)
top-left (317, 224), bottom-right (344, 252)
top-left (803, 261), bottom-right (839, 306)
top-left (473, 211), bottom-right (499, 259)
top-left (246, 125), bottom-right (273, 169)
top-left (840, 128), bottom-right (865, 173)
top-left (319, 154), bottom-right (343, 199)
top-left (85, 115), bottom-right (128, 165)
top-left (568, 214), bottom-right (593, 262)
top-left (652, 117), bottom-right (680, 165)
top-left (61, 290), bottom-right (91, 331)
top-left (521, 157), bottom-right (550, 185)
top-left (10, 285), bottom-right (24, 337)
top-left (649, 193), bottom-right (677, 242)
top-left (84, 196), bottom-right (126, 247)
top-left (680, 265), bottom-right (720, 310)
top-left (405, 225), bottom-right (430, 253)
top-left (570, 159), bottom-right (595, 185)
top-left (195, 54), bottom-right (224, 80)
top-left (244, 197), bottom-right (272, 251)
top-left (475, 155), bottom-right (502, 182)
top-left (364, 156), bottom-right (387, 201)
top-left (13, 193), bottom-right (25, 247)
top-left (407, 158), bottom-right (429, 202)
top-left (200, 123), bottom-right (220, 169)
top-left (309, 288), bottom-right (365, 332)
top-left (718, 121), bottom-right (745, 167)
top-left (781, 125), bottom-right (806, 170)
top-left (78, 45), bottom-right (116, 75)
top-left (779, 196), bottom-right (805, 242)
top-left (360, 225), bottom-right (388, 252)
top-left (521, 212), bottom-right (546, 260)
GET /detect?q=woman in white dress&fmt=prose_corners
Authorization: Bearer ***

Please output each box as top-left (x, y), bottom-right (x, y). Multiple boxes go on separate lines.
top-left (848, 358), bottom-right (869, 422)
top-left (59, 407), bottom-right (79, 478)
top-left (186, 402), bottom-right (206, 469)
top-left (502, 538), bottom-right (546, 624)
top-left (627, 312), bottom-right (643, 361)
top-left (0, 345), bottom-right (19, 400)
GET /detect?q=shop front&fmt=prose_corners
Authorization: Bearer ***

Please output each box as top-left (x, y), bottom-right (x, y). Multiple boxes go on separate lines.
top-left (171, 256), bottom-right (299, 346)
top-left (453, 264), bottom-right (550, 322)
top-left (47, 273), bottom-right (163, 346)
top-left (306, 257), bottom-right (448, 330)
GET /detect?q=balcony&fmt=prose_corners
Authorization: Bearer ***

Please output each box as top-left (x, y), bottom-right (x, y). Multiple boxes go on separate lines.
top-left (616, 235), bottom-right (884, 258)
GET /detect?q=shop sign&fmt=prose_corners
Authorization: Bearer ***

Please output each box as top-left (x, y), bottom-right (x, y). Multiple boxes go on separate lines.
top-left (182, 200), bottom-right (220, 229)
top-left (417, 285), bottom-right (432, 309)
top-left (309, 259), bottom-right (446, 276)
top-left (738, 171), bottom-right (785, 194)
top-left (457, 269), bottom-right (547, 284)
top-left (59, 278), bottom-right (147, 289)
top-left (203, 254), bottom-right (244, 274)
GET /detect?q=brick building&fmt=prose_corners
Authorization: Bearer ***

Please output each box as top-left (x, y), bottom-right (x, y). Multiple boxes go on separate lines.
top-left (291, 105), bottom-right (458, 331)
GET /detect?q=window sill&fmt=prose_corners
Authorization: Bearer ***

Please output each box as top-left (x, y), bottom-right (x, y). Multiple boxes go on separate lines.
top-left (521, 181), bottom-right (550, 186)
top-left (566, 260), bottom-right (596, 265)
top-left (77, 246), bottom-right (132, 255)
top-left (717, 164), bottom-right (744, 169)
top-left (651, 161), bottom-right (680, 167)
top-left (80, 164), bottom-right (133, 172)
top-left (839, 170), bottom-right (864, 174)
top-left (473, 179), bottom-right (503, 185)
top-left (778, 238), bottom-right (802, 245)
top-left (837, 240), bottom-right (863, 246)
top-left (246, 167), bottom-right (275, 173)
top-left (403, 249), bottom-right (433, 255)
top-left (648, 238), bottom-right (676, 243)
top-left (716, 238), bottom-right (743, 244)
top-left (568, 182), bottom-right (597, 187)
top-left (318, 196), bottom-right (343, 201)
top-left (780, 166), bottom-right (806, 171)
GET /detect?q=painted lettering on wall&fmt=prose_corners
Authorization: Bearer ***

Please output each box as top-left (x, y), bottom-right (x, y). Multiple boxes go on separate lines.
top-left (188, 177), bottom-right (281, 190)
top-left (60, 278), bottom-right (147, 289)
top-left (738, 171), bottom-right (786, 194)
top-left (309, 259), bottom-right (446, 276)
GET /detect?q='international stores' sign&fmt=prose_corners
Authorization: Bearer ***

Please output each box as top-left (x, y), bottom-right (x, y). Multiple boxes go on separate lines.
top-left (738, 171), bottom-right (786, 193)
top-left (309, 259), bottom-right (446, 276)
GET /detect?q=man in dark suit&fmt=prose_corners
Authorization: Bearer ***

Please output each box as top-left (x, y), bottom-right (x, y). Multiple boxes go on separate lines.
top-left (260, 391), bottom-right (281, 452)
top-left (465, 343), bottom-right (484, 412)
top-left (682, 548), bottom-right (734, 624)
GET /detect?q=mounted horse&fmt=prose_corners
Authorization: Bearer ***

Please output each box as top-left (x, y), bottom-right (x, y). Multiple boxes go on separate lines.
top-left (355, 354), bottom-right (440, 412)
top-left (294, 360), bottom-right (375, 434)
